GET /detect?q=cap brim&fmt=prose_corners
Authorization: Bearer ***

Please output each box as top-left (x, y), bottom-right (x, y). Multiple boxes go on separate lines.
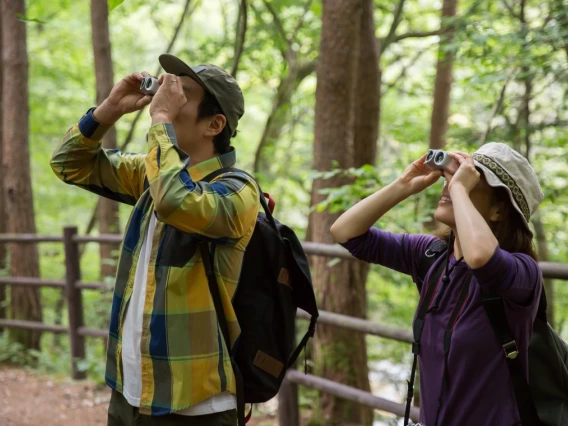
top-left (474, 159), bottom-right (531, 230)
top-left (159, 54), bottom-right (209, 93)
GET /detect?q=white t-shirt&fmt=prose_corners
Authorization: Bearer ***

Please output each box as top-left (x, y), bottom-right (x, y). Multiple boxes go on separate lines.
top-left (121, 213), bottom-right (237, 415)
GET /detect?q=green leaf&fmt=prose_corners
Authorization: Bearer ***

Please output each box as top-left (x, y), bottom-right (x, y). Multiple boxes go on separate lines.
top-left (17, 14), bottom-right (47, 24)
top-left (109, 0), bottom-right (125, 11)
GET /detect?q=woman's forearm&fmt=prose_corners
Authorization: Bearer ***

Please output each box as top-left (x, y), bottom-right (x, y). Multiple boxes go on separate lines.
top-left (450, 185), bottom-right (498, 269)
top-left (330, 178), bottom-right (414, 244)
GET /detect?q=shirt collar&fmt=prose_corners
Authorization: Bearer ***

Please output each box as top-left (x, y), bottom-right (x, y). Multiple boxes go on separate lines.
top-left (188, 147), bottom-right (237, 181)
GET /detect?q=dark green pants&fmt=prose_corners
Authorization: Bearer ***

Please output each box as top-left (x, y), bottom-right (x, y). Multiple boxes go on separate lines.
top-left (107, 390), bottom-right (237, 426)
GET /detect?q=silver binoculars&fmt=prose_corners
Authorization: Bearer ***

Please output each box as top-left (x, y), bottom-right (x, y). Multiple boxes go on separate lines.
top-left (425, 149), bottom-right (458, 174)
top-left (140, 77), bottom-right (160, 95)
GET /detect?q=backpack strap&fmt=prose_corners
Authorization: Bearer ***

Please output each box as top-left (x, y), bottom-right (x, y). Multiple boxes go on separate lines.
top-left (199, 242), bottom-right (247, 426)
top-left (417, 239), bottom-right (448, 288)
top-left (404, 240), bottom-right (448, 425)
top-left (482, 289), bottom-right (542, 426)
top-left (203, 167), bottom-right (278, 228)
top-left (199, 169), bottom-right (248, 426)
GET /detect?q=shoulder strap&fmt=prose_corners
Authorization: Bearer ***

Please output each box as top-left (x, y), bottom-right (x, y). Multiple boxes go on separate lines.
top-left (199, 242), bottom-right (247, 426)
top-left (203, 167), bottom-right (278, 230)
top-left (482, 290), bottom-right (542, 426)
top-left (417, 239), bottom-right (448, 287)
top-left (404, 242), bottom-right (447, 425)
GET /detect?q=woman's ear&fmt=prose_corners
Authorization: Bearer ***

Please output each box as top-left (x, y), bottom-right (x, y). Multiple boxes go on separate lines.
top-left (489, 205), bottom-right (502, 223)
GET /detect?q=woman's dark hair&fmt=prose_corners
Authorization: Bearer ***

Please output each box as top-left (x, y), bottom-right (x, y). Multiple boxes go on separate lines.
top-left (197, 90), bottom-right (232, 154)
top-left (434, 186), bottom-right (538, 261)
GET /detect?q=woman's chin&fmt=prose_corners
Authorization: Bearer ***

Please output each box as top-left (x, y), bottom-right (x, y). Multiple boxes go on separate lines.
top-left (434, 206), bottom-right (455, 227)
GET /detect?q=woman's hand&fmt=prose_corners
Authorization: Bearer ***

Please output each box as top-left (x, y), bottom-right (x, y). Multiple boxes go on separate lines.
top-left (150, 73), bottom-right (187, 124)
top-left (446, 152), bottom-right (480, 195)
top-left (397, 153), bottom-right (443, 195)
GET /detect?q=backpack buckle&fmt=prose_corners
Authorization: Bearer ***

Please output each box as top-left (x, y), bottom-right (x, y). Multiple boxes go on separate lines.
top-left (503, 340), bottom-right (519, 359)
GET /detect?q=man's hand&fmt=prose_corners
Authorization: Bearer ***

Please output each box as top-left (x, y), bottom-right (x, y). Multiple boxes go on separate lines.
top-left (93, 72), bottom-right (154, 124)
top-left (150, 73), bottom-right (187, 125)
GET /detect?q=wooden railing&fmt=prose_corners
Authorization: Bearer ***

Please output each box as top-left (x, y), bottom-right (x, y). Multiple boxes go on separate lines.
top-left (1, 229), bottom-right (568, 424)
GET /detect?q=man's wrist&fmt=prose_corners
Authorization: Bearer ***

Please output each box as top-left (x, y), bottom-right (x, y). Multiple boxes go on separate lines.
top-left (151, 113), bottom-right (173, 126)
top-left (94, 100), bottom-right (122, 125)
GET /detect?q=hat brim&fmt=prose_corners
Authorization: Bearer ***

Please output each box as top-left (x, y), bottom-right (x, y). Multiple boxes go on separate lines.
top-left (159, 54), bottom-right (209, 93)
top-left (473, 159), bottom-right (531, 231)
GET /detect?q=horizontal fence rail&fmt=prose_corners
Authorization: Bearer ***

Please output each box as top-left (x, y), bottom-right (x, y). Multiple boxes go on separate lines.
top-left (286, 370), bottom-right (420, 422)
top-left (1, 228), bottom-right (568, 425)
top-left (2, 233), bottom-right (568, 279)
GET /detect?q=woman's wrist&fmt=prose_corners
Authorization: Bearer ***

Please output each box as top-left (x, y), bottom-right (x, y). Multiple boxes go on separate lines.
top-left (391, 178), bottom-right (417, 199)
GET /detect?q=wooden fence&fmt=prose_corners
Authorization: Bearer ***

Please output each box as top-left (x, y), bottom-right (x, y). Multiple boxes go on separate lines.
top-left (1, 228), bottom-right (568, 424)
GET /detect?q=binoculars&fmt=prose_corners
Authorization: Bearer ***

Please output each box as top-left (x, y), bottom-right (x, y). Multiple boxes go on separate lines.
top-left (425, 149), bottom-right (458, 174)
top-left (140, 76), bottom-right (160, 95)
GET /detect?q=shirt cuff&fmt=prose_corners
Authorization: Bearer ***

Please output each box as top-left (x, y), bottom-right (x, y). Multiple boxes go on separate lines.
top-left (147, 123), bottom-right (179, 148)
top-left (78, 107), bottom-right (113, 141)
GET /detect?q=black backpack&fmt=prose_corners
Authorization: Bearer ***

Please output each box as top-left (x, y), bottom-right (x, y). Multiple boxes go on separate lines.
top-left (414, 240), bottom-right (568, 426)
top-left (199, 167), bottom-right (319, 426)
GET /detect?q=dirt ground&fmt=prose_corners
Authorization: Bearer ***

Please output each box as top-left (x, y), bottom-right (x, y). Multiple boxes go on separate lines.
top-left (0, 365), bottom-right (278, 426)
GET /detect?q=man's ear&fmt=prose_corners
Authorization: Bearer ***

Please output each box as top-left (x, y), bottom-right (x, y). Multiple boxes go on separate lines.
top-left (204, 114), bottom-right (227, 138)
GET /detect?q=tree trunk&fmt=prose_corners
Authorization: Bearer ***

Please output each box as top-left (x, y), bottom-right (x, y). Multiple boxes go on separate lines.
top-left (253, 59), bottom-right (316, 174)
top-left (91, 0), bottom-right (120, 279)
top-left (308, 1), bottom-right (373, 424)
top-left (429, 0), bottom-right (458, 149)
top-left (533, 215), bottom-right (554, 326)
top-left (0, 4), bottom-right (6, 330)
top-left (1, 0), bottom-right (42, 349)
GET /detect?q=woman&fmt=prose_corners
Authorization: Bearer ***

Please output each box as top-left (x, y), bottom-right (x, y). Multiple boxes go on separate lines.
top-left (330, 143), bottom-right (544, 426)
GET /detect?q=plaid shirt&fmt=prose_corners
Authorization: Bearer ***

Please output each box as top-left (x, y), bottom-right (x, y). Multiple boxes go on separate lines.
top-left (51, 108), bottom-right (260, 415)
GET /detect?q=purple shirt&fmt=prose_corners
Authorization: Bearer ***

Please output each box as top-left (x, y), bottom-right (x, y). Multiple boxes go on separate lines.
top-left (342, 228), bottom-right (542, 426)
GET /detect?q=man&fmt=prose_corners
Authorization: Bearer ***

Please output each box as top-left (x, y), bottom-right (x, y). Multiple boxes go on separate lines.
top-left (51, 54), bottom-right (260, 426)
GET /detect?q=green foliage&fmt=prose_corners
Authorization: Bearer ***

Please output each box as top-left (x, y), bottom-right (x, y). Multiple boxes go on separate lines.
top-left (2, 1), bottom-right (568, 423)
top-left (109, 0), bottom-right (125, 11)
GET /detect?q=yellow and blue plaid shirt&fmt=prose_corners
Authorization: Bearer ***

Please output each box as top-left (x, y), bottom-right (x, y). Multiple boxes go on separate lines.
top-left (51, 109), bottom-right (260, 415)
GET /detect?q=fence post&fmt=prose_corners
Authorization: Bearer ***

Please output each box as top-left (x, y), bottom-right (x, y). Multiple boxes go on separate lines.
top-left (64, 226), bottom-right (86, 380)
top-left (278, 375), bottom-right (299, 426)
top-left (278, 331), bottom-right (300, 426)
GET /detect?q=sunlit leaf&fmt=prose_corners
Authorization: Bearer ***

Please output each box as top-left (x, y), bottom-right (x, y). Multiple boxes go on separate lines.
top-left (109, 0), bottom-right (125, 11)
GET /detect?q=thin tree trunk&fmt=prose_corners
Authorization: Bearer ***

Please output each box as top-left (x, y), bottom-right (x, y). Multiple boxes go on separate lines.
top-left (533, 215), bottom-right (554, 326)
top-left (1, 0), bottom-right (42, 349)
top-left (429, 0), bottom-right (458, 149)
top-left (91, 0), bottom-right (120, 279)
top-left (0, 5), bottom-right (6, 330)
top-left (253, 59), bottom-right (316, 174)
top-left (309, 1), bottom-right (373, 424)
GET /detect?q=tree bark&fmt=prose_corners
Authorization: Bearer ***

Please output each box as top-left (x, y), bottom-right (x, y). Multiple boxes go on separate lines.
top-left (308, 1), bottom-right (374, 424)
top-left (91, 0), bottom-right (120, 279)
top-left (533, 215), bottom-right (554, 326)
top-left (0, 4), bottom-right (6, 329)
top-left (1, 0), bottom-right (42, 349)
top-left (429, 0), bottom-right (458, 149)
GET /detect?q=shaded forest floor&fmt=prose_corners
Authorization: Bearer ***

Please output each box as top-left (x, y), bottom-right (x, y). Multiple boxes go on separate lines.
top-left (0, 365), bottom-right (278, 426)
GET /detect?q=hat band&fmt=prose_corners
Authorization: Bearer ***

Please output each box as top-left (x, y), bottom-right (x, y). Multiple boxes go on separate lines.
top-left (473, 153), bottom-right (531, 223)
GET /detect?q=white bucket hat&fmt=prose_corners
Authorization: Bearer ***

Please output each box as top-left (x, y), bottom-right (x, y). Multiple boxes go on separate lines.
top-left (472, 142), bottom-right (544, 230)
